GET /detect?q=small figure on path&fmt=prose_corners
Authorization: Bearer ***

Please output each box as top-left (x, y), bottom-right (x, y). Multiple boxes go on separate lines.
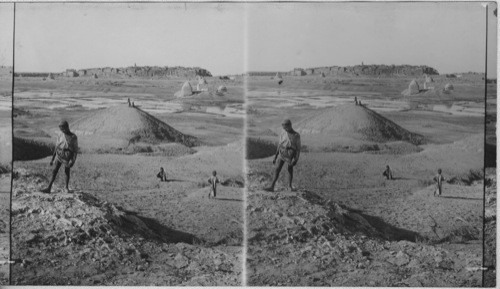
top-left (265, 119), bottom-right (301, 192)
top-left (128, 98), bottom-right (131, 107)
top-left (208, 170), bottom-right (220, 199)
top-left (433, 169), bottom-right (445, 197)
top-left (354, 96), bottom-right (358, 105)
top-left (156, 167), bottom-right (167, 182)
top-left (41, 120), bottom-right (78, 194)
top-left (383, 165), bottom-right (393, 180)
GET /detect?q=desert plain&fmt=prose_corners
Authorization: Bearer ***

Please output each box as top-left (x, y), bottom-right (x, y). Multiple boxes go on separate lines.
top-left (11, 73), bottom-right (244, 285)
top-left (4, 66), bottom-right (497, 287)
top-left (246, 72), bottom-right (495, 286)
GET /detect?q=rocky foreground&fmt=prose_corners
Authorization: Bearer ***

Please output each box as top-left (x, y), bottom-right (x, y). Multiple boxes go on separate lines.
top-left (247, 187), bottom-right (483, 286)
top-left (11, 169), bottom-right (242, 286)
top-left (484, 168), bottom-right (496, 287)
top-left (0, 174), bottom-right (9, 285)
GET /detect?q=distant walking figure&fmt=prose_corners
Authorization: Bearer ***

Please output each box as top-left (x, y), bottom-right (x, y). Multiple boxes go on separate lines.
top-left (433, 169), bottom-right (445, 197)
top-left (128, 98), bottom-right (131, 107)
top-left (208, 170), bottom-right (220, 199)
top-left (41, 120), bottom-right (78, 194)
top-left (157, 167), bottom-right (167, 182)
top-left (383, 165), bottom-right (393, 180)
top-left (265, 119), bottom-right (301, 192)
top-left (354, 97), bottom-right (358, 105)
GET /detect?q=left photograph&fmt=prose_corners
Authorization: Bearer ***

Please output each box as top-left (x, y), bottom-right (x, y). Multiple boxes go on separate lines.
top-left (11, 3), bottom-right (245, 285)
top-left (0, 2), bottom-right (13, 285)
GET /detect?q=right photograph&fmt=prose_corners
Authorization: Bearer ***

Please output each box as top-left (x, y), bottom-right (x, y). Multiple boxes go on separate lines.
top-left (245, 2), bottom-right (496, 287)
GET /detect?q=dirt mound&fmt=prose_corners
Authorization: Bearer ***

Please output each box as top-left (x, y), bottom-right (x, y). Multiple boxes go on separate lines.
top-left (220, 176), bottom-right (245, 188)
top-left (248, 190), bottom-right (387, 241)
top-left (11, 170), bottom-right (241, 285)
top-left (13, 137), bottom-right (53, 161)
top-left (0, 180), bottom-right (9, 285)
top-left (95, 142), bottom-right (196, 157)
top-left (174, 81), bottom-right (193, 98)
top-left (484, 168), bottom-right (496, 286)
top-left (247, 187), bottom-right (482, 286)
top-left (296, 104), bottom-right (425, 145)
top-left (71, 105), bottom-right (199, 147)
top-left (246, 137), bottom-right (277, 160)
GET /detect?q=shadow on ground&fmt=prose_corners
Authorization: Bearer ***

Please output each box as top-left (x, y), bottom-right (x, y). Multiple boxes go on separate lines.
top-left (129, 214), bottom-right (202, 244)
top-left (349, 208), bottom-right (421, 242)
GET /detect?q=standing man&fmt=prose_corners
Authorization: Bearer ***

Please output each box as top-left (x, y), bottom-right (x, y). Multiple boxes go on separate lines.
top-left (433, 168), bottom-right (445, 197)
top-left (41, 120), bottom-right (78, 194)
top-left (207, 170), bottom-right (220, 199)
top-left (265, 119), bottom-right (301, 192)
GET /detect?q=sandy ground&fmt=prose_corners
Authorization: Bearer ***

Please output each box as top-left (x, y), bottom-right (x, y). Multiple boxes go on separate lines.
top-left (484, 82), bottom-right (496, 286)
top-left (16, 144), bottom-right (244, 245)
top-left (0, 81), bottom-right (12, 285)
top-left (484, 168), bottom-right (496, 287)
top-left (0, 98), bottom-right (12, 166)
top-left (7, 73), bottom-right (496, 286)
top-left (246, 75), bottom-right (488, 286)
top-left (0, 176), bottom-right (10, 285)
top-left (12, 77), bottom-right (244, 285)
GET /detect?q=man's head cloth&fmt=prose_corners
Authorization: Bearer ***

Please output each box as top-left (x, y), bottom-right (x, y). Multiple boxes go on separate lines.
top-left (59, 120), bottom-right (69, 129)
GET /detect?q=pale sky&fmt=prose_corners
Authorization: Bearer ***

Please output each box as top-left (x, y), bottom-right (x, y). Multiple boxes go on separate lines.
top-left (0, 3), bottom-right (14, 67)
top-left (1, 2), bottom-right (497, 76)
top-left (248, 2), bottom-right (498, 76)
top-left (13, 3), bottom-right (246, 75)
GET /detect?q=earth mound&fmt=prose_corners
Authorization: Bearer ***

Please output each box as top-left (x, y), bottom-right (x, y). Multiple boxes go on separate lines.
top-left (13, 137), bottom-right (53, 161)
top-left (0, 175), bottom-right (9, 285)
top-left (246, 137), bottom-right (277, 160)
top-left (71, 105), bottom-right (199, 148)
top-left (11, 170), bottom-right (241, 286)
top-left (296, 104), bottom-right (425, 145)
top-left (174, 81), bottom-right (193, 98)
top-left (247, 187), bottom-right (482, 286)
top-left (484, 168), bottom-right (496, 286)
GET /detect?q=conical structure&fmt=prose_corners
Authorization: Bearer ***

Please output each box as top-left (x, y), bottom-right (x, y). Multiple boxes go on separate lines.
top-left (175, 81), bottom-right (193, 98)
top-left (71, 105), bottom-right (199, 147)
top-left (296, 104), bottom-right (424, 144)
top-left (401, 79), bottom-right (421, 96)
